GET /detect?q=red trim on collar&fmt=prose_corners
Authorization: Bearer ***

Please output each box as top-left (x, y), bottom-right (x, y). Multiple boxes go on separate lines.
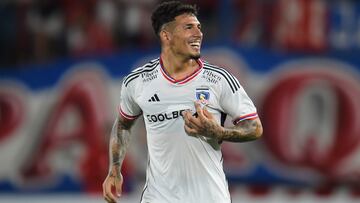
top-left (159, 57), bottom-right (203, 85)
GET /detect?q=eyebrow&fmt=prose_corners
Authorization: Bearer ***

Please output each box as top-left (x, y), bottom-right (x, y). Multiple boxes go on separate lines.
top-left (184, 22), bottom-right (201, 27)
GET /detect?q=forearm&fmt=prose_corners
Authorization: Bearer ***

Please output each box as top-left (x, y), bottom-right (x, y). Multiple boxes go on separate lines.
top-left (184, 107), bottom-right (263, 143)
top-left (108, 117), bottom-right (132, 176)
top-left (218, 118), bottom-right (263, 142)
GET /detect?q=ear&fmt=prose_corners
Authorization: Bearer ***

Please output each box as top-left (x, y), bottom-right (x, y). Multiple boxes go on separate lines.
top-left (160, 30), bottom-right (171, 42)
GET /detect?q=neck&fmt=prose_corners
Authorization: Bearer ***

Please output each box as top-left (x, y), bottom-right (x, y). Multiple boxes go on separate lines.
top-left (160, 52), bottom-right (200, 80)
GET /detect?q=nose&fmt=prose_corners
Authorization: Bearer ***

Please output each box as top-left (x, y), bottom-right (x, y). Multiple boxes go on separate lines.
top-left (194, 27), bottom-right (203, 38)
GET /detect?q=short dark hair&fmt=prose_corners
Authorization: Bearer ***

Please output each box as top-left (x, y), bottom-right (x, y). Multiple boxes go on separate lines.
top-left (151, 1), bottom-right (198, 36)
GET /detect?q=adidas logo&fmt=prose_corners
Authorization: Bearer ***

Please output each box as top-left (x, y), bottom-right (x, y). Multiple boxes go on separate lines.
top-left (148, 94), bottom-right (160, 102)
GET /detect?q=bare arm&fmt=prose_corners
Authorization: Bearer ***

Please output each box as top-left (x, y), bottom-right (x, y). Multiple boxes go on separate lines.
top-left (183, 102), bottom-right (263, 143)
top-left (108, 116), bottom-right (133, 177)
top-left (216, 118), bottom-right (262, 142)
top-left (103, 116), bottom-right (135, 203)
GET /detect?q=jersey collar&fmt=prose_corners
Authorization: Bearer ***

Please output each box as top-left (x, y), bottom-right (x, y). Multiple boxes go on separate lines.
top-left (159, 57), bottom-right (203, 85)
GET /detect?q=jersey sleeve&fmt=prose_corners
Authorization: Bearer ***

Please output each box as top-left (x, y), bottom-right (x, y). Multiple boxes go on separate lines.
top-left (118, 80), bottom-right (142, 120)
top-left (219, 73), bottom-right (258, 125)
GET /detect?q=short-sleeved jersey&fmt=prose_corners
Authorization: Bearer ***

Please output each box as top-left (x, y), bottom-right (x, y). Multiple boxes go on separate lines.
top-left (119, 57), bottom-right (258, 203)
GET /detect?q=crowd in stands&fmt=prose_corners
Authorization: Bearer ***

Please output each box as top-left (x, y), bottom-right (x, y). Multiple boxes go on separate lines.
top-left (0, 0), bottom-right (357, 68)
top-left (0, 0), bottom-right (226, 67)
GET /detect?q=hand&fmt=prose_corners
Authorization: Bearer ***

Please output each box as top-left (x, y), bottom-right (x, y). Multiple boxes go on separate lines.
top-left (102, 170), bottom-right (123, 203)
top-left (183, 102), bottom-right (223, 139)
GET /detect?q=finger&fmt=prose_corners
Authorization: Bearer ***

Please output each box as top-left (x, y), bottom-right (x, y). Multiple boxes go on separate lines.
top-left (187, 115), bottom-right (202, 129)
top-left (184, 115), bottom-right (196, 129)
top-left (102, 179), bottom-right (110, 198)
top-left (104, 196), bottom-right (116, 203)
top-left (103, 180), bottom-right (117, 203)
top-left (194, 102), bottom-right (205, 118)
top-left (102, 181), bottom-right (107, 198)
top-left (183, 110), bottom-right (200, 125)
top-left (182, 110), bottom-right (192, 118)
top-left (184, 124), bottom-right (198, 137)
top-left (105, 192), bottom-right (117, 203)
top-left (104, 194), bottom-right (116, 203)
top-left (183, 111), bottom-right (203, 129)
top-left (183, 111), bottom-right (192, 119)
top-left (183, 115), bottom-right (192, 127)
top-left (203, 107), bottom-right (213, 119)
top-left (115, 175), bottom-right (123, 197)
top-left (183, 111), bottom-right (195, 124)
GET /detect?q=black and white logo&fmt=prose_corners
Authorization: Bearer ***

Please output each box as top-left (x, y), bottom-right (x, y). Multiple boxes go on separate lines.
top-left (148, 94), bottom-right (160, 102)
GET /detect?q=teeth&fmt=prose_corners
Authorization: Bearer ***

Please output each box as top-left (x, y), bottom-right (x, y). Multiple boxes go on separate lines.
top-left (190, 42), bottom-right (200, 47)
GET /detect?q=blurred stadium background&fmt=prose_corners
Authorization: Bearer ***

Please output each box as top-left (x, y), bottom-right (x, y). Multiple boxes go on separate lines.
top-left (1, 0), bottom-right (360, 202)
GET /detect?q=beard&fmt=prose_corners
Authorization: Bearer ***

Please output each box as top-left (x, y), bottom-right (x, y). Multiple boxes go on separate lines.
top-left (190, 52), bottom-right (201, 60)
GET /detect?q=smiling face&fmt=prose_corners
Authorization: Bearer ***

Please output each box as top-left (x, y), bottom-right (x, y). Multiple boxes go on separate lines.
top-left (161, 13), bottom-right (203, 60)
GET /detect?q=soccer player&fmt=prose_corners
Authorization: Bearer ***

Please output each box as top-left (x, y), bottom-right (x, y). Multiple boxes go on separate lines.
top-left (102, 1), bottom-right (263, 203)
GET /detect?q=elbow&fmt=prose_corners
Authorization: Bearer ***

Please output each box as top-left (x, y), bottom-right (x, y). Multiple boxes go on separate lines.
top-left (254, 123), bottom-right (263, 139)
top-left (253, 118), bottom-right (263, 140)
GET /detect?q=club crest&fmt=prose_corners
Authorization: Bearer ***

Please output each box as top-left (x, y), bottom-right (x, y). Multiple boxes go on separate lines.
top-left (196, 87), bottom-right (210, 105)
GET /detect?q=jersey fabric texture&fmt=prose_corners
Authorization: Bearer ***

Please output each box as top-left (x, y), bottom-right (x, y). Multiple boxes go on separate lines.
top-left (119, 57), bottom-right (258, 203)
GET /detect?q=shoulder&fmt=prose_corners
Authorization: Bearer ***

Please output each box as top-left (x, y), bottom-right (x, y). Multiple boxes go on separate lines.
top-left (202, 60), bottom-right (236, 79)
top-left (123, 58), bottom-right (160, 87)
top-left (202, 60), bottom-right (241, 93)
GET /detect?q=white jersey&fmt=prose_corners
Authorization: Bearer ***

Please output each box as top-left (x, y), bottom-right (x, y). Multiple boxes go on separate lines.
top-left (119, 57), bottom-right (258, 203)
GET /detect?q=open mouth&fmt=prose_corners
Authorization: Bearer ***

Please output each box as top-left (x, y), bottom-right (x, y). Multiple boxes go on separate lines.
top-left (189, 41), bottom-right (201, 49)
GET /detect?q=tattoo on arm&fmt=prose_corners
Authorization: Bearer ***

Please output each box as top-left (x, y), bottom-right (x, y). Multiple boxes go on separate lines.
top-left (219, 118), bottom-right (262, 142)
top-left (108, 117), bottom-right (133, 177)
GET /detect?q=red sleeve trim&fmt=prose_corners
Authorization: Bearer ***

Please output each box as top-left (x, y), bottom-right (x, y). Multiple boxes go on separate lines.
top-left (232, 113), bottom-right (258, 125)
top-left (117, 106), bottom-right (141, 120)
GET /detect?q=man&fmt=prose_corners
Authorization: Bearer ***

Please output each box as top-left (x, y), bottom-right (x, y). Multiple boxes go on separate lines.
top-left (102, 1), bottom-right (263, 203)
